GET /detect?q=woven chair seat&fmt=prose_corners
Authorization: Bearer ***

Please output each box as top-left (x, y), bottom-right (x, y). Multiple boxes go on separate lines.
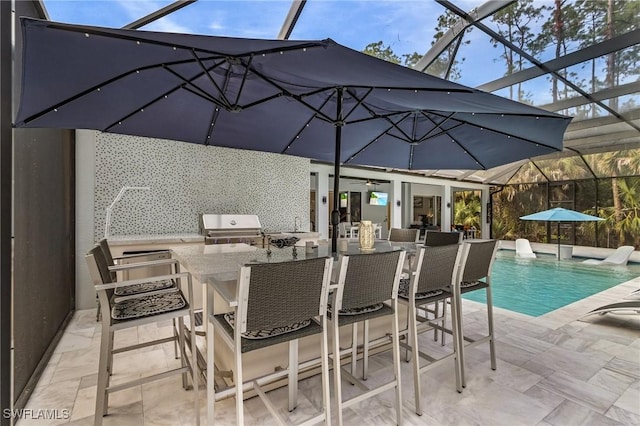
top-left (222, 312), bottom-right (311, 340)
top-left (111, 290), bottom-right (187, 320)
top-left (327, 303), bottom-right (393, 326)
top-left (113, 278), bottom-right (175, 296)
top-left (460, 280), bottom-right (489, 294)
top-left (397, 278), bottom-right (447, 300)
top-left (328, 302), bottom-right (384, 316)
top-left (214, 313), bottom-right (322, 353)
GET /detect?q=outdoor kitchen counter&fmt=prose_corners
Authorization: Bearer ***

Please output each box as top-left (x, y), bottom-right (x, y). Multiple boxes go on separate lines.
top-left (107, 233), bottom-right (204, 246)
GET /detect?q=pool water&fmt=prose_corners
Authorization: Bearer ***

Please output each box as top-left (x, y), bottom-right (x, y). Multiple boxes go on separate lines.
top-left (462, 251), bottom-right (640, 317)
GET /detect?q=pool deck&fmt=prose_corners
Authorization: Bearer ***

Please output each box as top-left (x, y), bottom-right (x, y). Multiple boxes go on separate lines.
top-left (498, 240), bottom-right (640, 263)
top-left (17, 243), bottom-right (640, 426)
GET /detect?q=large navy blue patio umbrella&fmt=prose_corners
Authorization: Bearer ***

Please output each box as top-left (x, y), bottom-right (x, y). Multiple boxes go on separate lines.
top-left (520, 207), bottom-right (604, 259)
top-left (14, 18), bottom-right (572, 253)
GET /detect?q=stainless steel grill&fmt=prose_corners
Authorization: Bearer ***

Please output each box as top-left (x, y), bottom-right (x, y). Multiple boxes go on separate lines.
top-left (200, 214), bottom-right (263, 245)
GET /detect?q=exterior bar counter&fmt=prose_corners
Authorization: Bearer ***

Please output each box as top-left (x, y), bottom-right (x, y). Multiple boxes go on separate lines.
top-left (169, 241), bottom-right (416, 404)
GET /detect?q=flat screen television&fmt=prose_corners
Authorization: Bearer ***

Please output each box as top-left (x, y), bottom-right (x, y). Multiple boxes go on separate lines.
top-left (369, 191), bottom-right (388, 206)
top-left (339, 192), bottom-right (348, 208)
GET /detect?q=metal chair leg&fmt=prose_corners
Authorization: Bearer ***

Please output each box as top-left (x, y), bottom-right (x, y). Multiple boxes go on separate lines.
top-left (288, 340), bottom-right (299, 412)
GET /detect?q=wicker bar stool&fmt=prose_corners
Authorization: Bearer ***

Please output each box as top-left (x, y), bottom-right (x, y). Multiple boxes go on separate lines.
top-left (398, 244), bottom-right (465, 415)
top-left (97, 239), bottom-right (182, 356)
top-left (208, 257), bottom-right (333, 425)
top-left (96, 239), bottom-right (177, 318)
top-left (454, 239), bottom-right (499, 388)
top-left (330, 250), bottom-right (406, 425)
top-left (422, 230), bottom-right (464, 345)
top-left (85, 245), bottom-right (199, 426)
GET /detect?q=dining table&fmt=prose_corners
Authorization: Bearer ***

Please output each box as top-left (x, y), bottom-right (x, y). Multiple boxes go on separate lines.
top-left (169, 240), bottom-right (418, 423)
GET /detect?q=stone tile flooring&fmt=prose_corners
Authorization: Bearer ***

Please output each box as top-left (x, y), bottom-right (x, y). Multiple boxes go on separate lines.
top-left (17, 275), bottom-right (640, 425)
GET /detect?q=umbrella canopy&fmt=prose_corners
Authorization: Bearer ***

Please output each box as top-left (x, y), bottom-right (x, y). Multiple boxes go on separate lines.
top-left (520, 208), bottom-right (604, 222)
top-left (520, 207), bottom-right (603, 258)
top-left (14, 18), bottom-right (572, 252)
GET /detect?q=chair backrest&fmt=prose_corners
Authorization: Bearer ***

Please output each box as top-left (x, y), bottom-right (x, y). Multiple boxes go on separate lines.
top-left (236, 257), bottom-right (333, 334)
top-left (388, 228), bottom-right (419, 243)
top-left (424, 230), bottom-right (463, 246)
top-left (604, 246), bottom-right (635, 265)
top-left (86, 245), bottom-right (117, 319)
top-left (459, 240), bottom-right (498, 283)
top-left (334, 250), bottom-right (405, 311)
top-left (98, 238), bottom-right (117, 280)
top-left (412, 244), bottom-right (462, 295)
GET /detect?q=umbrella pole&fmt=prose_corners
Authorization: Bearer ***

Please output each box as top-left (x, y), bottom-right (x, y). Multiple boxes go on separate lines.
top-left (557, 222), bottom-right (560, 260)
top-left (331, 88), bottom-right (344, 254)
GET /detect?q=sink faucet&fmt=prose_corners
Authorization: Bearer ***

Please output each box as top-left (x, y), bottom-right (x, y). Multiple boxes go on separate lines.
top-left (294, 216), bottom-right (301, 232)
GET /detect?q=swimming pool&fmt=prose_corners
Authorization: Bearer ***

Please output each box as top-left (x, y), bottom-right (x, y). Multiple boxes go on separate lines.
top-left (462, 251), bottom-right (640, 316)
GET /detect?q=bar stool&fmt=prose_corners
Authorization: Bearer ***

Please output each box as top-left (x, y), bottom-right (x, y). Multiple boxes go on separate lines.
top-left (85, 246), bottom-right (199, 426)
top-left (329, 250), bottom-right (406, 425)
top-left (454, 239), bottom-right (499, 387)
top-left (208, 257), bottom-right (334, 425)
top-left (397, 244), bottom-right (465, 415)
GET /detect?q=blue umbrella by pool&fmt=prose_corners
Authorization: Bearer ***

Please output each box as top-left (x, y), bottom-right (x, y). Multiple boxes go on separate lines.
top-left (520, 207), bottom-right (604, 259)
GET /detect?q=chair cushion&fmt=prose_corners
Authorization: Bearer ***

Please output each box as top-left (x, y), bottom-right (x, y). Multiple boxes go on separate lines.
top-left (114, 279), bottom-right (175, 296)
top-left (111, 291), bottom-right (186, 320)
top-left (327, 302), bottom-right (384, 316)
top-left (223, 312), bottom-right (311, 340)
top-left (397, 278), bottom-right (445, 300)
top-left (460, 280), bottom-right (489, 294)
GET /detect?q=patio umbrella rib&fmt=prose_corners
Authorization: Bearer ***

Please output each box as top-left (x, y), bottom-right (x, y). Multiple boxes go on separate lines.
top-left (240, 65), bottom-right (337, 123)
top-left (416, 123), bottom-right (466, 144)
top-left (360, 102), bottom-right (415, 142)
top-left (16, 56), bottom-right (225, 126)
top-left (451, 137), bottom-right (486, 169)
top-left (344, 113), bottom-right (413, 165)
top-left (411, 112), bottom-right (419, 143)
top-left (205, 104), bottom-right (222, 146)
top-left (190, 51), bottom-right (233, 109)
top-left (232, 55), bottom-right (254, 107)
top-left (428, 110), bottom-right (562, 153)
top-left (203, 62), bottom-right (241, 145)
top-left (162, 65), bottom-right (231, 110)
top-left (409, 143), bottom-right (415, 170)
top-left (344, 110), bottom-right (411, 126)
top-left (104, 85), bottom-right (185, 132)
top-left (420, 123), bottom-right (466, 143)
top-left (282, 96), bottom-right (334, 154)
top-left (342, 88), bottom-right (374, 123)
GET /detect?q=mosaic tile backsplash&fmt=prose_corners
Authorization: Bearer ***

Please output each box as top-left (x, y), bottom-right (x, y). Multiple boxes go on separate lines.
top-left (95, 133), bottom-right (310, 240)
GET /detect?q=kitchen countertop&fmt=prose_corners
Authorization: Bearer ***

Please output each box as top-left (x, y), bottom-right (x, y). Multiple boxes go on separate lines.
top-left (107, 233), bottom-right (204, 246)
top-left (107, 231), bottom-right (321, 247)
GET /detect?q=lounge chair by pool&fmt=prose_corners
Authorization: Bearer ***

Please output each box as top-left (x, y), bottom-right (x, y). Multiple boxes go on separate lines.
top-left (581, 301), bottom-right (640, 318)
top-left (582, 246), bottom-right (635, 266)
top-left (515, 239), bottom-right (536, 259)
